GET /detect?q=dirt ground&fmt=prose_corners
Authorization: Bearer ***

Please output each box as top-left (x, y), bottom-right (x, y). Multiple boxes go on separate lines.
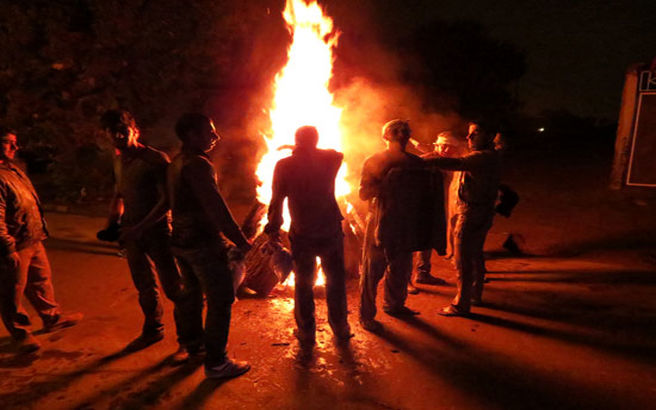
top-left (1, 145), bottom-right (655, 409)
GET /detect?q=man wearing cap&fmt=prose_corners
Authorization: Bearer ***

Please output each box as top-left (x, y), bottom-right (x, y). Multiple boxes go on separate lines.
top-left (264, 126), bottom-right (352, 347)
top-left (414, 131), bottom-right (466, 285)
top-left (427, 121), bottom-right (501, 316)
top-left (358, 119), bottom-right (433, 332)
top-left (0, 128), bottom-right (82, 354)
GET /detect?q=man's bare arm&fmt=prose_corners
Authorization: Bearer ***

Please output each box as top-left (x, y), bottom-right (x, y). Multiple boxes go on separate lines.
top-left (263, 162), bottom-right (285, 240)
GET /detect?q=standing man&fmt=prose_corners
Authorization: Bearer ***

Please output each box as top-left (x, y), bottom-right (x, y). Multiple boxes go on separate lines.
top-left (100, 110), bottom-right (198, 360)
top-left (428, 121), bottom-right (501, 316)
top-left (414, 131), bottom-right (466, 283)
top-left (168, 113), bottom-right (252, 379)
top-left (359, 120), bottom-right (438, 332)
top-left (0, 128), bottom-right (82, 353)
top-left (264, 126), bottom-right (352, 347)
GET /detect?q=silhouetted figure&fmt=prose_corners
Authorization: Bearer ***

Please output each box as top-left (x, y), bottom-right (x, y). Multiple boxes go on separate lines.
top-left (0, 128), bottom-right (82, 354)
top-left (428, 121), bottom-right (501, 316)
top-left (264, 126), bottom-right (352, 347)
top-left (100, 110), bottom-right (199, 362)
top-left (359, 120), bottom-right (443, 332)
top-left (168, 113), bottom-right (252, 379)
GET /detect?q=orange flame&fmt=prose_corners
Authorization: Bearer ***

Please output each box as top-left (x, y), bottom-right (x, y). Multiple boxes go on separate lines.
top-left (257, 0), bottom-right (350, 288)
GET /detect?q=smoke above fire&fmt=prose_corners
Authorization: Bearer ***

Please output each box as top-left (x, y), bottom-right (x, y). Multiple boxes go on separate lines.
top-left (335, 78), bottom-right (465, 192)
top-left (211, 0), bottom-right (467, 212)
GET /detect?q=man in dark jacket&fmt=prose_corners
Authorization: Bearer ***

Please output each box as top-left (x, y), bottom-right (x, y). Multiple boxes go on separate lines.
top-left (100, 110), bottom-right (198, 362)
top-left (264, 126), bottom-right (352, 347)
top-left (168, 113), bottom-right (252, 379)
top-left (0, 128), bottom-right (82, 353)
top-left (359, 120), bottom-right (442, 332)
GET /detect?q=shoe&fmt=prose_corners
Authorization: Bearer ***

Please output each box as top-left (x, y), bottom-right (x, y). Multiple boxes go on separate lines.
top-left (415, 274), bottom-right (448, 286)
top-left (293, 329), bottom-right (316, 347)
top-left (438, 304), bottom-right (469, 317)
top-left (170, 344), bottom-right (205, 365)
top-left (205, 359), bottom-right (251, 379)
top-left (359, 318), bottom-right (383, 333)
top-left (43, 312), bottom-right (83, 333)
top-left (383, 306), bottom-right (420, 317)
top-left (407, 283), bottom-right (419, 295)
top-left (123, 332), bottom-right (164, 352)
top-left (14, 334), bottom-right (41, 354)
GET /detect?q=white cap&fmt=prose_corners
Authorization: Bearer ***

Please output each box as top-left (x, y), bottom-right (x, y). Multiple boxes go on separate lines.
top-left (435, 131), bottom-right (461, 147)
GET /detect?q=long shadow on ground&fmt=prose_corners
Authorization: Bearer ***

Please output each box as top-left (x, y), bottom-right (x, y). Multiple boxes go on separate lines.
top-left (378, 318), bottom-right (636, 410)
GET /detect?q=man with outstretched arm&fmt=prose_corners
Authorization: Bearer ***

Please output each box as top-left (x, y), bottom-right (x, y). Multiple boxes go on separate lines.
top-left (427, 121), bottom-right (501, 316)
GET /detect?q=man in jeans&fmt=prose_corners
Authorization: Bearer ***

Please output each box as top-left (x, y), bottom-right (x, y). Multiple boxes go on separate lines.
top-left (428, 121), bottom-right (501, 316)
top-left (264, 126), bottom-right (352, 347)
top-left (168, 113), bottom-right (252, 379)
top-left (0, 128), bottom-right (82, 354)
top-left (100, 110), bottom-right (199, 361)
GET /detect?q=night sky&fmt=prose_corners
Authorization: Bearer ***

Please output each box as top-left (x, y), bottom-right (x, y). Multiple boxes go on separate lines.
top-left (340, 0), bottom-right (656, 121)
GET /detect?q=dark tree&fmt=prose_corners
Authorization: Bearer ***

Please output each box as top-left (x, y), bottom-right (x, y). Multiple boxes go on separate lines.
top-left (400, 20), bottom-right (526, 122)
top-left (0, 0), bottom-right (287, 201)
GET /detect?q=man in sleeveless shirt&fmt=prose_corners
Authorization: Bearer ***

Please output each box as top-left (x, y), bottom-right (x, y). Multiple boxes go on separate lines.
top-left (264, 126), bottom-right (352, 347)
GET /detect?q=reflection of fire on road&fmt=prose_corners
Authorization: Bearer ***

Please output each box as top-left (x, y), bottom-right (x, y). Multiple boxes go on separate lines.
top-left (238, 0), bottom-right (364, 295)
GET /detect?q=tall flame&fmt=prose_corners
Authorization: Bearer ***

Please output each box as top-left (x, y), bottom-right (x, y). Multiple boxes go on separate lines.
top-left (256, 0), bottom-right (349, 215)
top-left (256, 0), bottom-right (350, 288)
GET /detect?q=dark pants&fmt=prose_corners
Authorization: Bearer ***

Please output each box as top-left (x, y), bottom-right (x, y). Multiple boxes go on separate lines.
top-left (173, 244), bottom-right (233, 367)
top-left (359, 214), bottom-right (413, 321)
top-left (0, 242), bottom-right (60, 340)
top-left (290, 233), bottom-right (350, 339)
top-left (452, 209), bottom-right (494, 311)
top-left (124, 231), bottom-right (199, 347)
top-left (416, 249), bottom-right (432, 276)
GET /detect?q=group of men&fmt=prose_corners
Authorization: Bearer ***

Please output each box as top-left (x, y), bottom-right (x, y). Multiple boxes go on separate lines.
top-left (357, 119), bottom-right (501, 331)
top-left (0, 112), bottom-right (252, 380)
top-left (0, 112), bottom-right (500, 381)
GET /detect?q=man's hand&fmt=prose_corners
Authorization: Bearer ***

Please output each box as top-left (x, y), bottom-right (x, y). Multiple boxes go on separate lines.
top-left (229, 240), bottom-right (253, 263)
top-left (5, 252), bottom-right (20, 269)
